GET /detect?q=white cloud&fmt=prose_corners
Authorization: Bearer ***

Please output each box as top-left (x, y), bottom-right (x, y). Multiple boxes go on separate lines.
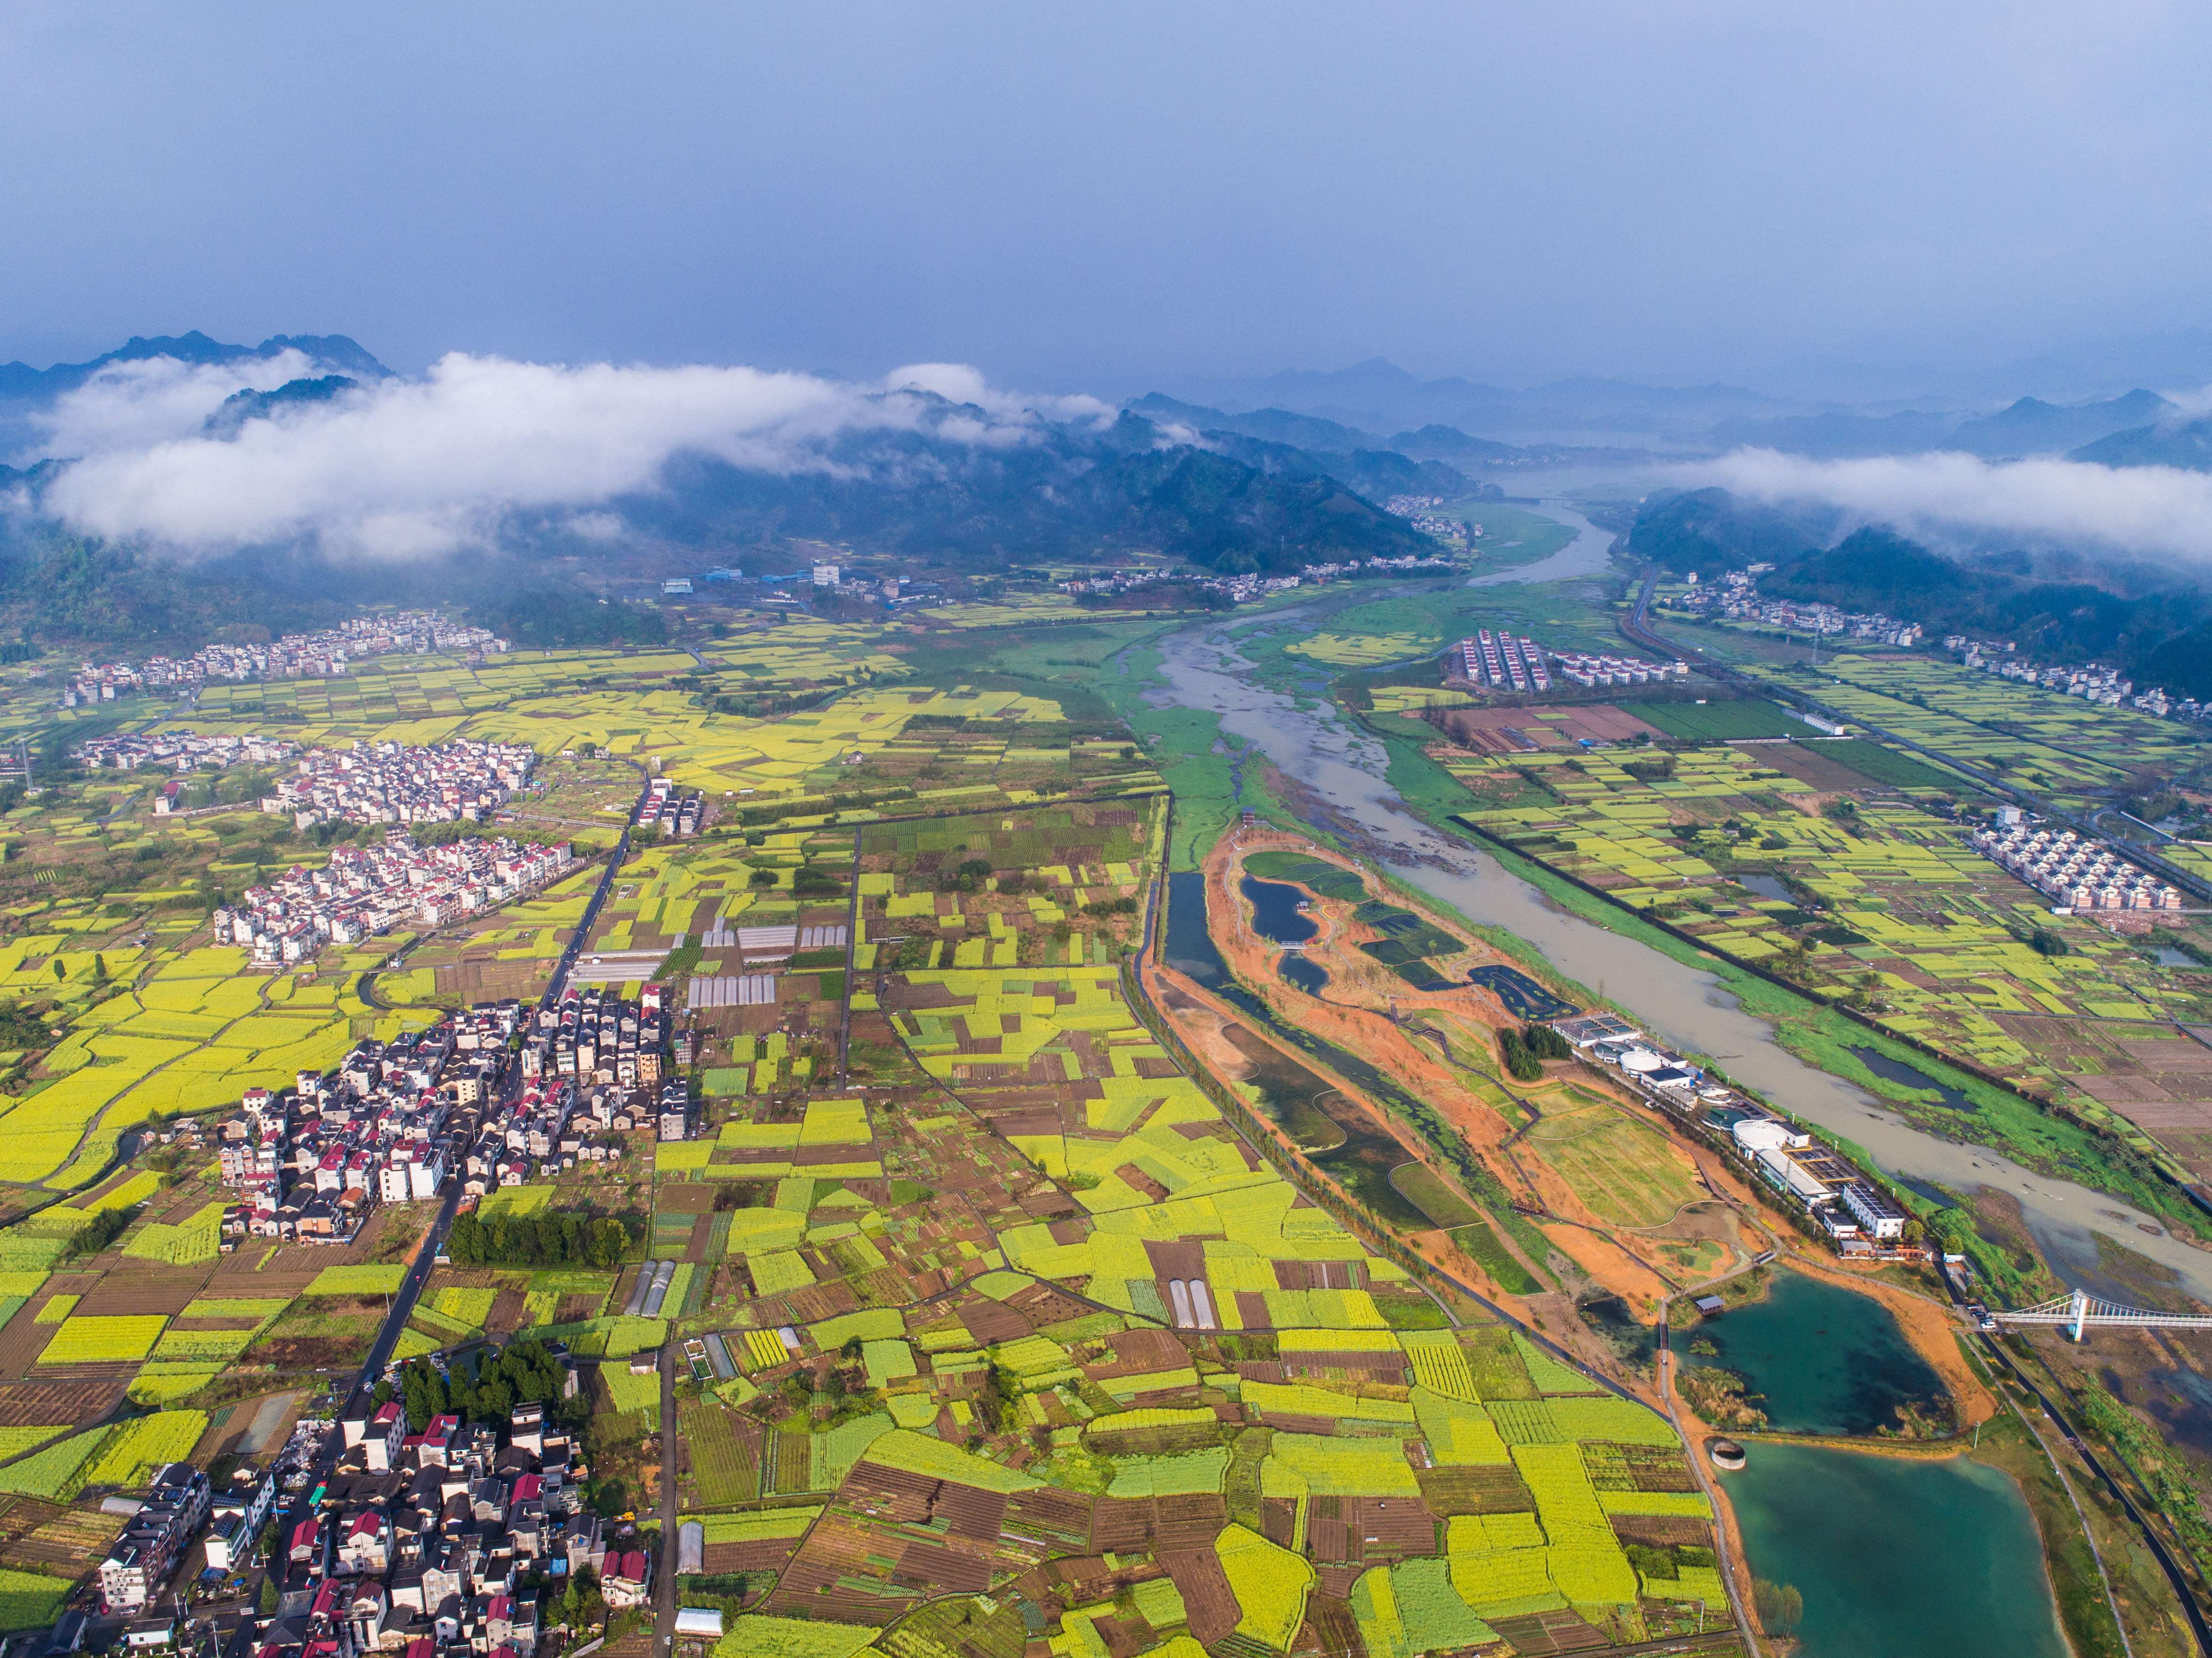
top-left (34, 350), bottom-right (321, 459)
top-left (24, 352), bottom-right (1108, 559)
top-left (878, 362), bottom-right (1114, 428)
top-left (1694, 446), bottom-right (2212, 565)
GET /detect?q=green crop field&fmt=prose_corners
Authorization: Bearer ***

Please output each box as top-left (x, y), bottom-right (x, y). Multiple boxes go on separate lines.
top-left (1617, 699), bottom-right (1804, 740)
top-left (0, 596), bottom-right (1762, 1658)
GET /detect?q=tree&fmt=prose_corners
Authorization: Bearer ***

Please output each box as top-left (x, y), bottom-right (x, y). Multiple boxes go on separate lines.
top-left (51, 960), bottom-right (64, 982)
top-left (1497, 1027), bottom-right (1544, 1082)
top-left (260, 1576), bottom-right (280, 1615)
top-left (400, 1357), bottom-right (449, 1431)
top-left (91, 954), bottom-right (109, 987)
top-left (1753, 1580), bottom-right (1803, 1632)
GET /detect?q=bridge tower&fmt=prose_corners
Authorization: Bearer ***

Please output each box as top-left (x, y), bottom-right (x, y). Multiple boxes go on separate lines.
top-left (2069, 1287), bottom-right (2090, 1342)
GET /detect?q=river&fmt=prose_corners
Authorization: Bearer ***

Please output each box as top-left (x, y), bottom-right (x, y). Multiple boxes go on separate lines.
top-left (1146, 502), bottom-right (2212, 1303)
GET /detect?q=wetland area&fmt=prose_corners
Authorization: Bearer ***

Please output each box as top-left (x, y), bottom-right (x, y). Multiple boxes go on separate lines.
top-left (1141, 518), bottom-right (2098, 1658)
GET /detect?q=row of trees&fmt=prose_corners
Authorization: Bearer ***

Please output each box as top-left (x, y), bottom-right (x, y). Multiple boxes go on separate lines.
top-left (444, 1208), bottom-right (631, 1269)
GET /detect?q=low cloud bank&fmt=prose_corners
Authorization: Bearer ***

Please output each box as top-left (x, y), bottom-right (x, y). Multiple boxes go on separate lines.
top-left (13, 353), bottom-right (1116, 559)
top-left (1696, 447), bottom-right (2212, 565)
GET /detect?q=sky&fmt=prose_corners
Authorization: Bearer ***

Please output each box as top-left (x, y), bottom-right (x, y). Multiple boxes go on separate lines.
top-left (6, 2), bottom-right (2212, 394)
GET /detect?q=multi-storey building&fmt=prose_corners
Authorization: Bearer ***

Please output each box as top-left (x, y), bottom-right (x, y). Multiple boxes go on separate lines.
top-left (99, 1462), bottom-right (212, 1612)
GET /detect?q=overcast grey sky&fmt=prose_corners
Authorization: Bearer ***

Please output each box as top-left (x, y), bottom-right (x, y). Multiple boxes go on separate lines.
top-left (4, 2), bottom-right (2210, 392)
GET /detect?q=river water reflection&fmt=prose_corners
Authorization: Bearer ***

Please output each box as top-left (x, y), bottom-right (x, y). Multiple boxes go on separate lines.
top-left (1145, 507), bottom-right (2212, 1304)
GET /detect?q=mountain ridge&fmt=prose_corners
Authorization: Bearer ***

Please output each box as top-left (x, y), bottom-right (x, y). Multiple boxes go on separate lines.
top-left (0, 331), bottom-right (390, 401)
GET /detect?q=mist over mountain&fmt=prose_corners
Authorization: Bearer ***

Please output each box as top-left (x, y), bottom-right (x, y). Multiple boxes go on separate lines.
top-left (0, 333), bottom-right (1453, 648)
top-left (1148, 359), bottom-right (1784, 444)
top-left (0, 331), bottom-right (389, 402)
top-left (1711, 389), bottom-right (2177, 460)
top-left (2069, 416), bottom-right (2212, 471)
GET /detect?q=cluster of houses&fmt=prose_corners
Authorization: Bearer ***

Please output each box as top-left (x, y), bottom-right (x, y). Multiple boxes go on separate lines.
top-left (1969, 821), bottom-right (2185, 913)
top-left (71, 730), bottom-right (298, 773)
top-left (91, 1388), bottom-right (653, 1656)
top-left (1546, 649), bottom-right (1689, 689)
top-left (264, 741), bottom-right (539, 830)
top-left (633, 778), bottom-right (701, 838)
top-left (1452, 630), bottom-right (1553, 693)
top-left (462, 1073), bottom-right (689, 1187)
top-left (1677, 571), bottom-right (2208, 727)
top-left (1549, 1011), bottom-right (1920, 1260)
top-left (1937, 634), bottom-right (2210, 721)
top-left (56, 612), bottom-right (507, 708)
top-left (209, 984), bottom-right (688, 1237)
top-left (1380, 495), bottom-right (1472, 539)
top-left (1670, 569), bottom-right (1925, 647)
top-left (215, 1010), bottom-right (521, 1239)
top-left (273, 1397), bottom-right (652, 1658)
top-left (212, 833), bottom-right (577, 964)
top-left (100, 1463), bottom-right (220, 1615)
top-left (518, 985), bottom-right (671, 1098)
top-left (1052, 568), bottom-right (1310, 604)
top-left (1056, 553), bottom-right (1458, 609)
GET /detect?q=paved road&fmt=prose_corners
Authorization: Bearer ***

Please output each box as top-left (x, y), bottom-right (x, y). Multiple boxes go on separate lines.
top-left (273, 767), bottom-right (654, 1584)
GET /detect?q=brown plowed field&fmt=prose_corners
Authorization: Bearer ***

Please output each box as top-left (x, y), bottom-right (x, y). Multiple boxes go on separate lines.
top-left (1158, 1548), bottom-right (1238, 1645)
top-left (0, 1380), bottom-right (118, 1427)
top-left (78, 1268), bottom-right (205, 1316)
top-left (0, 1305), bottom-right (57, 1380)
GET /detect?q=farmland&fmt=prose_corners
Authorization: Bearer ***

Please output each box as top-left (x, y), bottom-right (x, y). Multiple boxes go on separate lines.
top-left (609, 789), bottom-right (1729, 1658)
top-left (0, 597), bottom-right (1751, 1651)
top-left (1439, 728), bottom-right (2212, 1194)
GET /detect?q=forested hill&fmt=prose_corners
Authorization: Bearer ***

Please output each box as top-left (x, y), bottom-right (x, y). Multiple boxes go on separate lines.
top-left (619, 409), bottom-right (1437, 572)
top-left (1629, 489), bottom-right (2212, 700)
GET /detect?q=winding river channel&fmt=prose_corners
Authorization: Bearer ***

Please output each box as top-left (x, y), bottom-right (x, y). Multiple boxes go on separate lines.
top-left (1146, 502), bottom-right (2212, 1303)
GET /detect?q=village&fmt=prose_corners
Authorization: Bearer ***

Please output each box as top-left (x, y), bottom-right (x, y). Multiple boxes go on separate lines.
top-left (264, 740), bottom-right (539, 832)
top-left (212, 834), bottom-right (578, 963)
top-left (80, 1383), bottom-right (648, 1658)
top-left (56, 613), bottom-right (508, 708)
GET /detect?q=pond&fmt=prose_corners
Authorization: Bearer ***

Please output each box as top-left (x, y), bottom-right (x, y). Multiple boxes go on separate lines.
top-left (1736, 873), bottom-right (1793, 903)
top-left (1680, 1269), bottom-right (1948, 1436)
top-left (1165, 873), bottom-right (1232, 991)
top-left (1241, 874), bottom-right (1319, 945)
top-left (1721, 1441), bottom-right (2067, 1658)
top-left (1464, 963), bottom-right (1576, 1019)
top-left (1848, 1046), bottom-right (1974, 1112)
top-left (1278, 953), bottom-right (1330, 993)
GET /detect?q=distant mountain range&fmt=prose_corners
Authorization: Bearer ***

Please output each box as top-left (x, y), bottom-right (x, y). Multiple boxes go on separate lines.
top-left (1711, 388), bottom-right (2179, 460)
top-left (1123, 393), bottom-right (1655, 468)
top-left (0, 331), bottom-right (390, 401)
top-left (1143, 356), bottom-right (2212, 467)
top-left (1143, 359), bottom-right (1782, 444)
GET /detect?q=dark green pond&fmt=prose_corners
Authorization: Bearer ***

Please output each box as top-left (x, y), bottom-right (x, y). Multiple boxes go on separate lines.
top-left (1721, 1442), bottom-right (2066, 1658)
top-left (1683, 1268), bottom-right (1948, 1435)
top-left (1241, 873), bottom-right (1319, 944)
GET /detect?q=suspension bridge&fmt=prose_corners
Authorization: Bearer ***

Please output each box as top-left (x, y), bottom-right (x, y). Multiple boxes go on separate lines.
top-left (2000, 1288), bottom-right (2212, 1341)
